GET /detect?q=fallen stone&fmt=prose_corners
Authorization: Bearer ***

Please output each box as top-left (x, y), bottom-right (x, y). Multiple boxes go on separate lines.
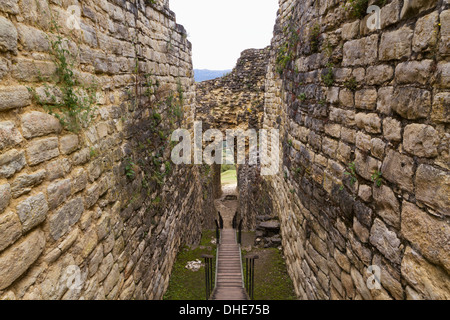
top-left (185, 259), bottom-right (203, 272)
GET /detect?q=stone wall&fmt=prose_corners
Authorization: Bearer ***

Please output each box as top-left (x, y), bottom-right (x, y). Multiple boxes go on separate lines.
top-left (0, 0), bottom-right (213, 300)
top-left (195, 47), bottom-right (276, 233)
top-left (262, 0), bottom-right (449, 299)
top-left (196, 47), bottom-right (270, 132)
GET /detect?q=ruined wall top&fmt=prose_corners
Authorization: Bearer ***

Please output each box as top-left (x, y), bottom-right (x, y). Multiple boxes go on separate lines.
top-left (195, 46), bottom-right (271, 131)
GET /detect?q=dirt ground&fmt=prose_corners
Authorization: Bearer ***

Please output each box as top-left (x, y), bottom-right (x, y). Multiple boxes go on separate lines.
top-left (214, 183), bottom-right (238, 228)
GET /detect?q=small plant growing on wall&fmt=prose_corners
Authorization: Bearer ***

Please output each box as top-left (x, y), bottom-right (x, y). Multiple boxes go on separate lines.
top-left (344, 77), bottom-right (358, 91)
top-left (28, 20), bottom-right (98, 133)
top-left (309, 23), bottom-right (321, 53)
top-left (371, 170), bottom-right (383, 187)
top-left (135, 74), bottom-right (186, 195)
top-left (344, 162), bottom-right (357, 186)
top-left (321, 62), bottom-right (335, 87)
top-left (344, 0), bottom-right (370, 19)
top-left (276, 43), bottom-right (294, 75)
top-left (276, 21), bottom-right (300, 75)
top-left (125, 158), bottom-right (137, 179)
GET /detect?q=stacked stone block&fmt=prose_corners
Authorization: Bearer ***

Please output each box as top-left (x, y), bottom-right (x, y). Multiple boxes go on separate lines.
top-left (0, 0), bottom-right (213, 300)
top-left (262, 0), bottom-right (449, 300)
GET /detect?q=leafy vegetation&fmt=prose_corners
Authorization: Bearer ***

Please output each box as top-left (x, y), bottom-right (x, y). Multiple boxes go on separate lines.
top-left (344, 77), bottom-right (358, 91)
top-left (164, 230), bottom-right (217, 300)
top-left (371, 170), bottom-right (383, 187)
top-left (321, 62), bottom-right (335, 87)
top-left (344, 161), bottom-right (358, 186)
top-left (240, 232), bottom-right (297, 301)
top-left (345, 0), bottom-right (370, 19)
top-left (125, 158), bottom-right (136, 179)
top-left (28, 20), bottom-right (98, 132)
top-left (309, 23), bottom-right (321, 53)
top-left (276, 21), bottom-right (300, 75)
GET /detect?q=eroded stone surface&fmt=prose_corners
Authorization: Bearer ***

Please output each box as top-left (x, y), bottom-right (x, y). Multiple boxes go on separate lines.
top-left (401, 247), bottom-right (450, 300)
top-left (415, 165), bottom-right (450, 216)
top-left (16, 193), bottom-right (48, 232)
top-left (402, 202), bottom-right (450, 272)
top-left (0, 229), bottom-right (45, 290)
top-left (49, 198), bottom-right (84, 241)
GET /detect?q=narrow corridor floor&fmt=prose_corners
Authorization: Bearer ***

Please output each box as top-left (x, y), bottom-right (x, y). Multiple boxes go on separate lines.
top-left (214, 183), bottom-right (238, 228)
top-left (211, 229), bottom-right (248, 300)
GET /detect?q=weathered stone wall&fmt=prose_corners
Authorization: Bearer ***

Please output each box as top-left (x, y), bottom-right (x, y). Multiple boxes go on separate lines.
top-left (195, 47), bottom-right (275, 233)
top-left (0, 0), bottom-right (213, 300)
top-left (196, 47), bottom-right (270, 132)
top-left (262, 0), bottom-right (449, 299)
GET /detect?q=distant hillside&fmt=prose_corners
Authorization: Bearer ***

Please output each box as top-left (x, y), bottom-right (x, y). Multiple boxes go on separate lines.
top-left (194, 69), bottom-right (232, 82)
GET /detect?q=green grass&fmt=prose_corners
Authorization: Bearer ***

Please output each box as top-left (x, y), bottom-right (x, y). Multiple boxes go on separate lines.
top-left (241, 232), bottom-right (297, 300)
top-left (164, 230), bottom-right (297, 300)
top-left (221, 169), bottom-right (237, 185)
top-left (244, 248), bottom-right (297, 300)
top-left (163, 230), bottom-right (217, 300)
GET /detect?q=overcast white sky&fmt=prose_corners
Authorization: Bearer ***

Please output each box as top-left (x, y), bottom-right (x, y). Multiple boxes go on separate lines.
top-left (170, 0), bottom-right (279, 70)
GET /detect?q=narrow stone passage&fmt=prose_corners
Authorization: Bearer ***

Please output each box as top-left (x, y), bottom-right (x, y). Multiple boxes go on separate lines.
top-left (214, 183), bottom-right (238, 228)
top-left (212, 229), bottom-right (247, 300)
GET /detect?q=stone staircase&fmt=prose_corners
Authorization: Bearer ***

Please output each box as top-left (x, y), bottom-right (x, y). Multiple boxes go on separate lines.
top-left (211, 229), bottom-right (248, 300)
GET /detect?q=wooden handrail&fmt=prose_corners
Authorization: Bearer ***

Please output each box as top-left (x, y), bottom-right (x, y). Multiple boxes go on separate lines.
top-left (244, 254), bottom-right (259, 300)
top-left (201, 254), bottom-right (215, 300)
